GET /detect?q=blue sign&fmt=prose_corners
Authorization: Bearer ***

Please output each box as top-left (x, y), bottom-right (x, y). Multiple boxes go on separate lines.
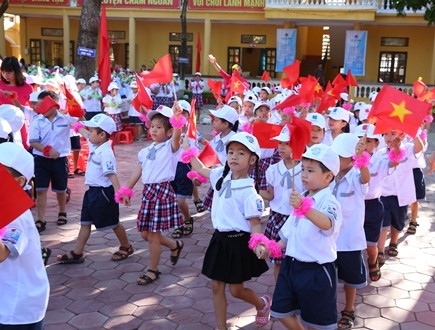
top-left (178, 57), bottom-right (189, 64)
top-left (77, 46), bottom-right (96, 58)
top-left (276, 29), bottom-right (297, 72)
top-left (344, 31), bottom-right (367, 76)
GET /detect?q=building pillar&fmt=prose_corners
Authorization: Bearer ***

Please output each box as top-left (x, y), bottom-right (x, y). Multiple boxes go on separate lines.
top-left (0, 16), bottom-right (6, 57)
top-left (63, 12), bottom-right (70, 66)
top-left (203, 18), bottom-right (211, 75)
top-left (129, 16), bottom-right (136, 71)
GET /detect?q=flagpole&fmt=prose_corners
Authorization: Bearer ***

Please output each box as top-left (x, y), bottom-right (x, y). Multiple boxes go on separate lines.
top-left (171, 80), bottom-right (178, 103)
top-left (291, 159), bottom-right (295, 191)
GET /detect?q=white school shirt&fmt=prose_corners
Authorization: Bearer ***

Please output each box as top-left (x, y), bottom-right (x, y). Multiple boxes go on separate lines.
top-left (102, 94), bottom-right (122, 115)
top-left (266, 160), bottom-right (303, 215)
top-left (365, 153), bottom-right (390, 200)
top-left (279, 187), bottom-right (342, 264)
top-left (82, 87), bottom-right (103, 113)
top-left (138, 138), bottom-right (181, 184)
top-left (210, 131), bottom-right (236, 165)
top-left (379, 143), bottom-right (418, 206)
top-left (209, 166), bottom-right (264, 232)
top-left (127, 90), bottom-right (140, 117)
top-left (189, 80), bottom-right (204, 94)
top-left (0, 210), bottom-right (49, 325)
top-left (321, 130), bottom-right (336, 146)
top-left (85, 140), bottom-right (116, 187)
top-left (29, 111), bottom-right (77, 157)
top-left (330, 167), bottom-right (368, 251)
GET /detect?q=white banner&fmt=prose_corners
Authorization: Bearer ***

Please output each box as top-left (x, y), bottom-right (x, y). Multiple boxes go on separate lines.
top-left (344, 30), bottom-right (367, 76)
top-left (276, 29), bottom-right (297, 73)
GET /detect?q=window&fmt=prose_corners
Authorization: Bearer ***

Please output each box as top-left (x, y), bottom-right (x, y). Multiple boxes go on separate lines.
top-left (378, 52), bottom-right (407, 83)
top-left (227, 47), bottom-right (241, 73)
top-left (30, 39), bottom-right (41, 65)
top-left (322, 34), bottom-right (330, 60)
top-left (169, 45), bottom-right (192, 74)
top-left (260, 48), bottom-right (276, 78)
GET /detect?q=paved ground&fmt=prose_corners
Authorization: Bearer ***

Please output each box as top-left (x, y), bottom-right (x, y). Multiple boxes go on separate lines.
top-left (38, 112), bottom-right (435, 330)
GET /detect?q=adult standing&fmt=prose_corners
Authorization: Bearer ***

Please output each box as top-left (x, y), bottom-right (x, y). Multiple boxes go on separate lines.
top-left (0, 56), bottom-right (33, 150)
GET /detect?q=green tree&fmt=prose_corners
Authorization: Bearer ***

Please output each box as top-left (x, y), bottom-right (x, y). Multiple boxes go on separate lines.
top-left (390, 0), bottom-right (435, 25)
top-left (74, 0), bottom-right (101, 81)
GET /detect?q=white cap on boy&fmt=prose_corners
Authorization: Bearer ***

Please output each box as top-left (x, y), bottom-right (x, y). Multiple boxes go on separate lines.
top-left (107, 82), bottom-right (119, 91)
top-left (0, 117), bottom-right (12, 139)
top-left (328, 107), bottom-right (350, 123)
top-left (225, 132), bottom-right (261, 159)
top-left (29, 91), bottom-right (41, 103)
top-left (353, 101), bottom-right (366, 112)
top-left (253, 101), bottom-right (271, 113)
top-left (82, 113), bottom-right (116, 134)
top-left (228, 96), bottom-right (242, 107)
top-left (261, 86), bottom-right (272, 95)
top-left (0, 142), bottom-right (34, 182)
top-left (306, 113), bottom-right (326, 129)
top-left (331, 133), bottom-right (360, 158)
top-left (209, 105), bottom-right (239, 125)
top-left (76, 78), bottom-right (86, 85)
top-left (178, 100), bottom-right (191, 114)
top-left (89, 77), bottom-right (100, 84)
top-left (0, 104), bottom-right (25, 132)
top-left (129, 81), bottom-right (138, 88)
top-left (302, 143), bottom-right (340, 176)
top-left (243, 93), bottom-right (258, 104)
top-left (358, 105), bottom-right (372, 122)
top-left (355, 123), bottom-right (381, 140)
top-left (271, 125), bottom-right (290, 142)
top-left (147, 105), bottom-right (174, 122)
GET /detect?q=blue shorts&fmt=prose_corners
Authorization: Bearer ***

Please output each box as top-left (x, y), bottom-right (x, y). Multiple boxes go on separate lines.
top-left (364, 198), bottom-right (384, 245)
top-left (271, 256), bottom-right (338, 330)
top-left (413, 168), bottom-right (426, 201)
top-left (129, 116), bottom-right (143, 125)
top-left (335, 251), bottom-right (367, 288)
top-left (81, 186), bottom-right (120, 230)
top-left (34, 156), bottom-right (68, 192)
top-left (0, 319), bottom-right (44, 329)
top-left (380, 195), bottom-right (408, 232)
top-left (170, 162), bottom-right (193, 198)
top-left (70, 136), bottom-right (81, 151)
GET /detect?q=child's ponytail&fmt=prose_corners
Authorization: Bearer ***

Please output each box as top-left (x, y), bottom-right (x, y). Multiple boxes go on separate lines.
top-left (231, 120), bottom-right (239, 132)
top-left (253, 157), bottom-right (260, 193)
top-left (216, 162), bottom-right (230, 191)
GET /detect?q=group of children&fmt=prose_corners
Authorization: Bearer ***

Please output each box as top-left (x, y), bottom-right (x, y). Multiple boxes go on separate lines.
top-left (2, 56), bottom-right (432, 329)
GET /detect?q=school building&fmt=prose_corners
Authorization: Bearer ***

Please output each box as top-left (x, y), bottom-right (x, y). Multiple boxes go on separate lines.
top-left (3, 0), bottom-right (434, 97)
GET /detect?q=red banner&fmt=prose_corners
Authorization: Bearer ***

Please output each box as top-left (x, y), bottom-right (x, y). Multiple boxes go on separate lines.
top-left (189, 0), bottom-right (264, 10)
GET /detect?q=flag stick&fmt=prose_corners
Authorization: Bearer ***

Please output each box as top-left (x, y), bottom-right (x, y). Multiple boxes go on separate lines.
top-left (292, 159), bottom-right (295, 191)
top-left (171, 80), bottom-right (178, 103)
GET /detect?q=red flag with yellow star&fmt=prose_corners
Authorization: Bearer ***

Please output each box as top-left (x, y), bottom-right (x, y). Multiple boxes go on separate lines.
top-left (368, 85), bottom-right (430, 137)
top-left (63, 86), bottom-right (85, 118)
top-left (226, 70), bottom-right (247, 102)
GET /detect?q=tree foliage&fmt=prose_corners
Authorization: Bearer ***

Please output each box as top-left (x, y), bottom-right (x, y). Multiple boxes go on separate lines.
top-left (390, 0), bottom-right (435, 24)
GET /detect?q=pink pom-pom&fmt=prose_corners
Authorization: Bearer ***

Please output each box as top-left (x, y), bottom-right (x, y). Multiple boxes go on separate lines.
top-left (72, 122), bottom-right (85, 133)
top-left (180, 147), bottom-right (200, 164)
top-left (242, 122), bottom-right (253, 134)
top-left (139, 113), bottom-right (148, 123)
top-left (283, 106), bottom-right (295, 115)
top-left (342, 103), bottom-right (353, 111)
top-left (266, 239), bottom-right (283, 258)
top-left (212, 129), bottom-right (217, 137)
top-left (352, 151), bottom-right (371, 168)
top-left (114, 186), bottom-right (134, 203)
top-left (292, 196), bottom-right (314, 217)
top-left (248, 233), bottom-right (283, 259)
top-left (424, 115), bottom-right (433, 123)
top-left (169, 115), bottom-right (187, 129)
top-left (388, 147), bottom-right (406, 163)
top-left (187, 170), bottom-right (208, 184)
top-left (0, 226), bottom-right (7, 239)
top-left (420, 130), bottom-right (428, 141)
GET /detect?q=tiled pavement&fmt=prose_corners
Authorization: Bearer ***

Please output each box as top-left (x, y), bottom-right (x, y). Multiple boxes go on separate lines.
top-left (38, 116), bottom-right (435, 330)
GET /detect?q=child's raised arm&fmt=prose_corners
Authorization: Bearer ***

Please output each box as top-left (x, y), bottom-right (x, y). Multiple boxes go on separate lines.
top-left (171, 102), bottom-right (184, 152)
top-left (180, 136), bottom-right (211, 178)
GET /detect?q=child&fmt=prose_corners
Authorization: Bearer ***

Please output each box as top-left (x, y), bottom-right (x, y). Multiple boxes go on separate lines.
top-left (227, 95), bottom-right (242, 114)
top-left (83, 77), bottom-right (103, 120)
top-left (0, 142), bottom-right (50, 329)
top-left (354, 124), bottom-right (400, 282)
top-left (102, 82), bottom-right (123, 133)
top-left (203, 105), bottom-right (239, 211)
top-left (182, 132), bottom-right (271, 329)
top-left (330, 133), bottom-right (370, 329)
top-left (257, 143), bottom-right (342, 330)
top-left (56, 114), bottom-right (133, 264)
top-left (322, 106), bottom-right (350, 146)
top-left (29, 91), bottom-right (78, 232)
top-left (238, 93), bottom-right (257, 129)
top-left (126, 80), bottom-right (143, 141)
top-left (189, 72), bottom-right (204, 120)
top-left (121, 104), bottom-right (185, 285)
top-left (377, 130), bottom-right (423, 261)
top-left (261, 125), bottom-right (303, 281)
top-left (306, 112), bottom-right (326, 147)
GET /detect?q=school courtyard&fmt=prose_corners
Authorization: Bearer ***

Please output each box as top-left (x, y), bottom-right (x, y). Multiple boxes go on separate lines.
top-left (38, 109), bottom-right (435, 329)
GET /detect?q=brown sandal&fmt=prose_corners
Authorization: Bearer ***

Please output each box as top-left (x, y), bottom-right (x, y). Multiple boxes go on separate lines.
top-left (338, 310), bottom-right (355, 329)
top-left (387, 243), bottom-right (398, 257)
top-left (111, 245), bottom-right (134, 261)
top-left (137, 269), bottom-right (160, 285)
top-left (406, 221), bottom-right (419, 234)
top-left (57, 212), bottom-right (68, 225)
top-left (368, 258), bottom-right (381, 281)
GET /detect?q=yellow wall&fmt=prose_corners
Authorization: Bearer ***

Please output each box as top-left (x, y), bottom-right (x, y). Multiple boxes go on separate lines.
top-left (306, 26), bottom-right (325, 56)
